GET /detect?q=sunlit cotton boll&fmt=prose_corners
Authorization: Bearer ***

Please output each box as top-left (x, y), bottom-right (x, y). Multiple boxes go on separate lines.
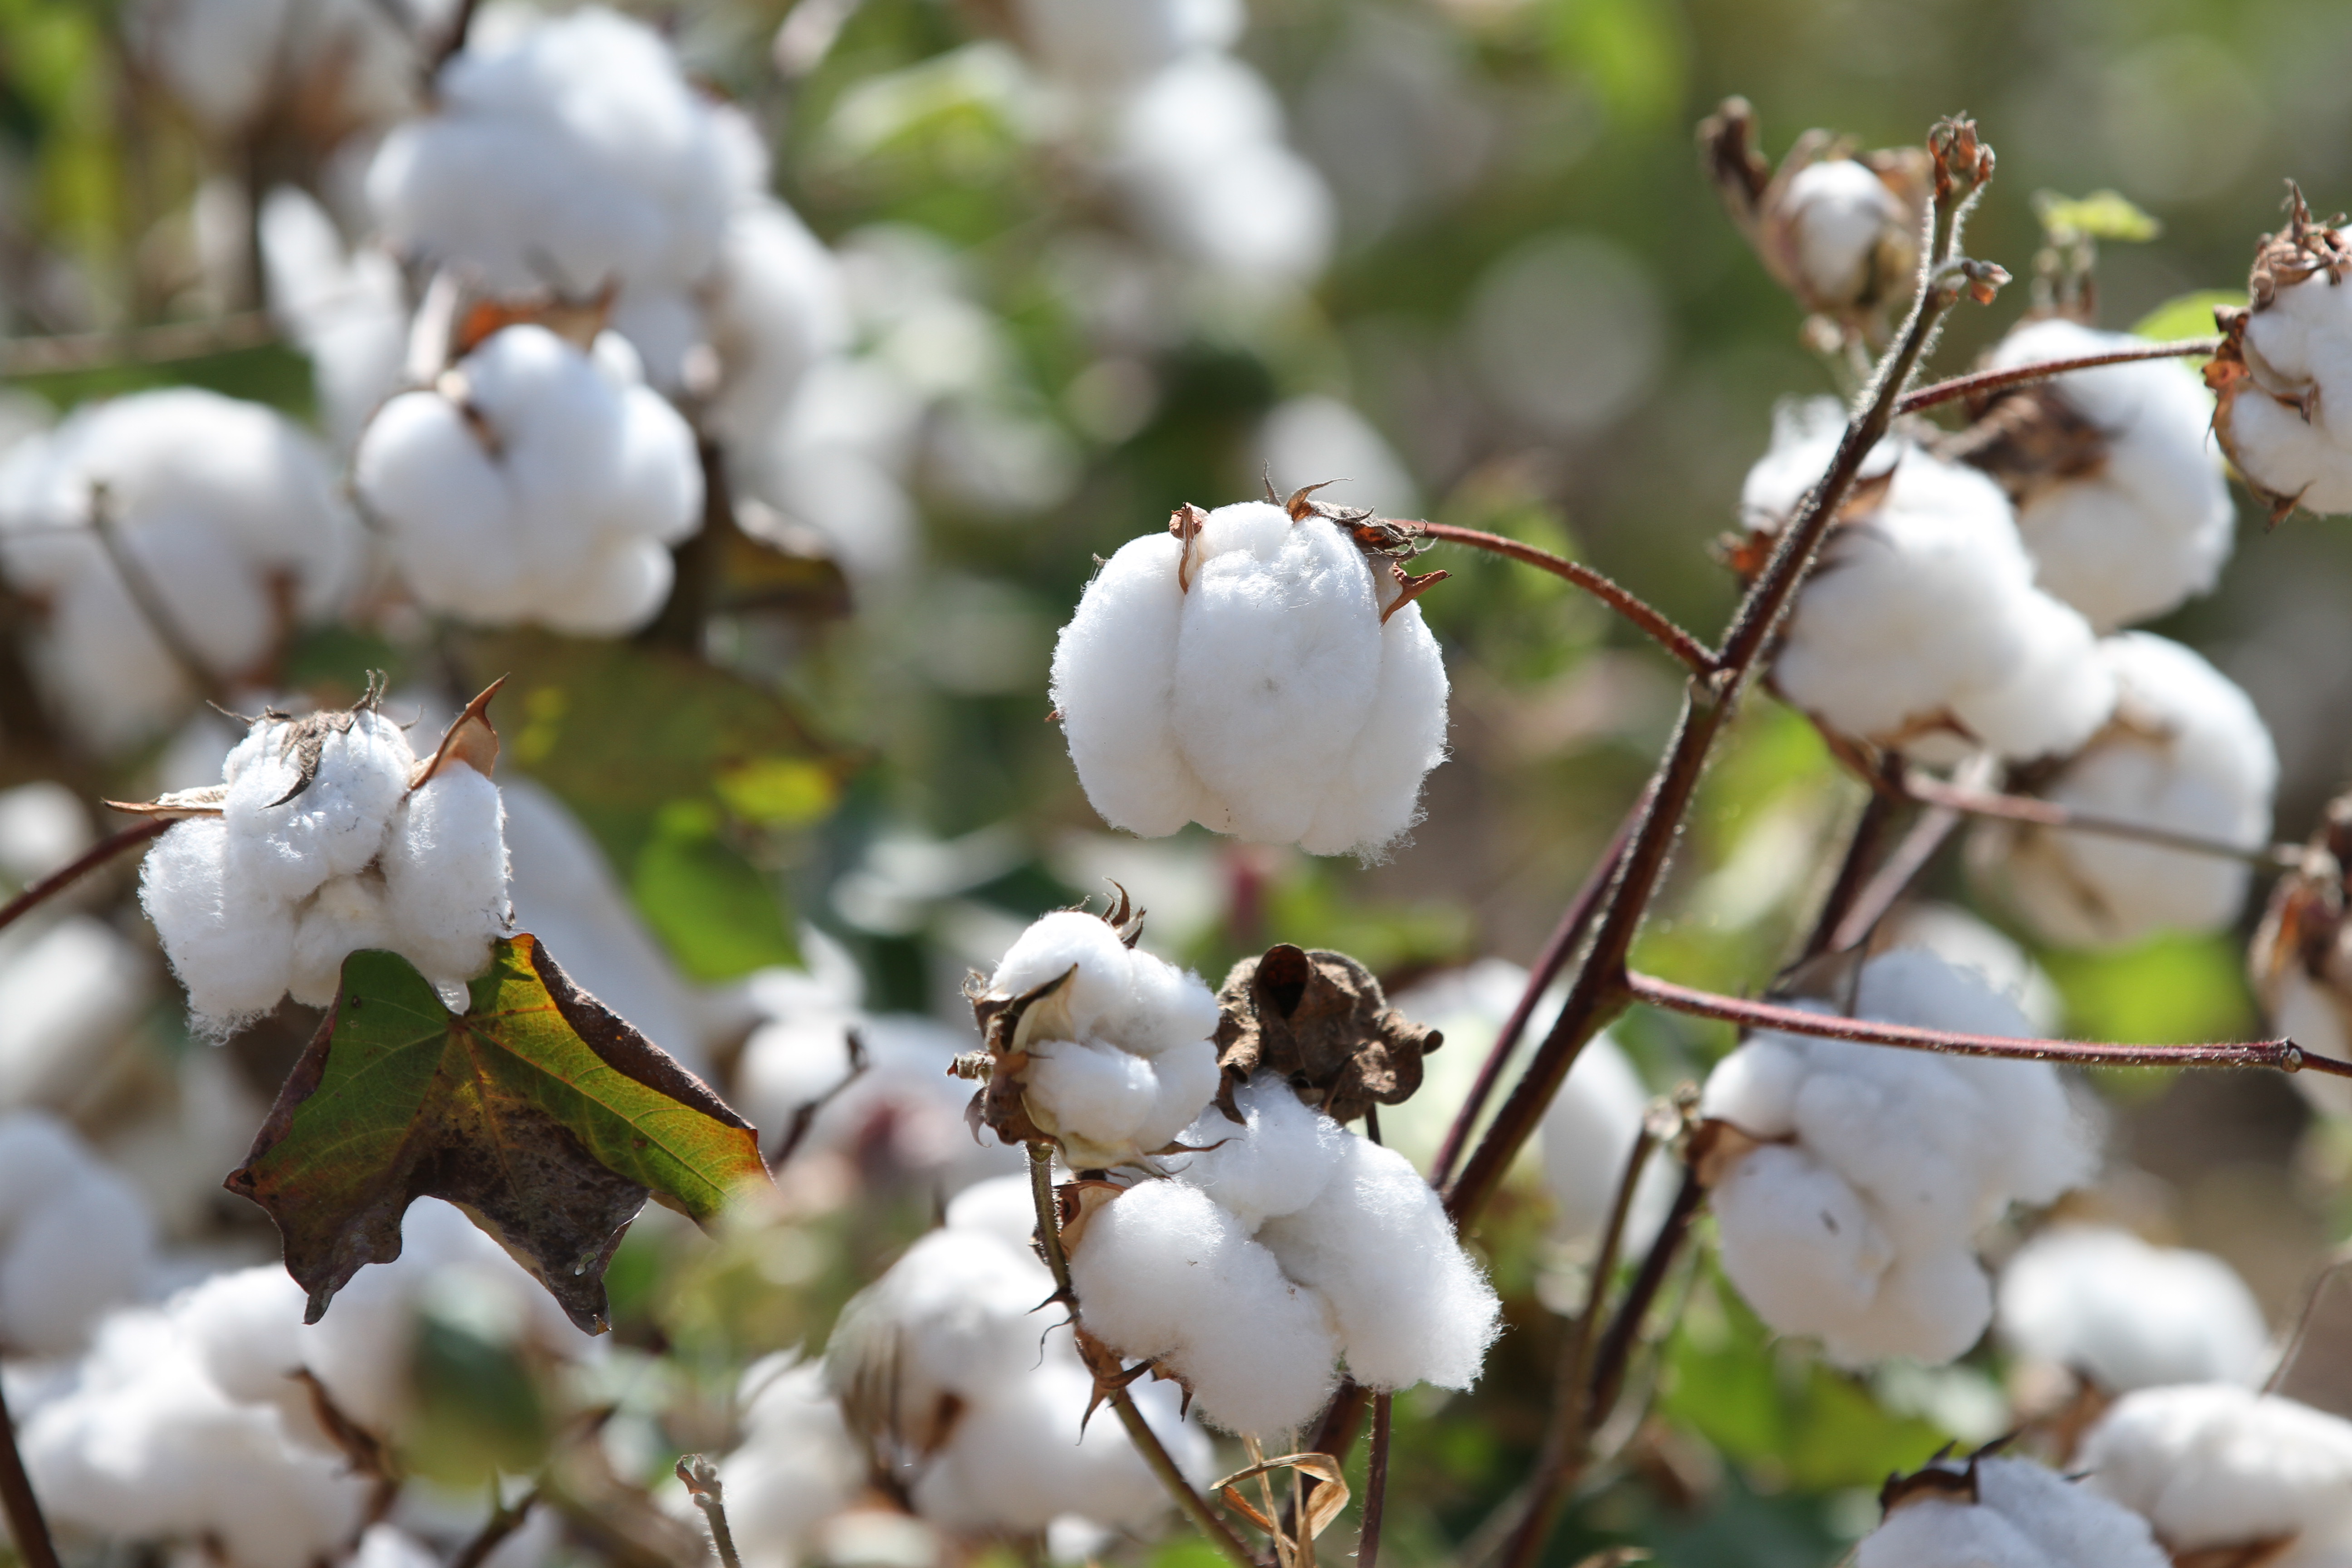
top-left (1976, 632), bottom-right (2276, 949)
top-left (0, 1114), bottom-right (156, 1358)
top-left (1854, 1456), bottom-right (2171, 1568)
top-left (1538, 1030), bottom-right (1676, 1263)
top-left (719, 1355), bottom-right (864, 1568)
top-left (355, 325), bottom-right (702, 636)
top-left (1051, 500), bottom-right (1449, 859)
top-left (1741, 399), bottom-right (2114, 764)
top-left (1777, 157), bottom-right (1917, 312)
top-left (2211, 217), bottom-right (2352, 517)
top-left (259, 186), bottom-right (411, 454)
top-left (1996, 1225), bottom-right (2270, 1392)
top-left (2080, 1385), bottom-right (2352, 1565)
top-left (1700, 949), bottom-right (2098, 1367)
top-left (0, 389), bottom-right (360, 749)
top-left (1971, 318), bottom-right (2232, 632)
top-left (138, 705), bottom-right (509, 1030)
top-left (984, 911), bottom-right (1221, 1168)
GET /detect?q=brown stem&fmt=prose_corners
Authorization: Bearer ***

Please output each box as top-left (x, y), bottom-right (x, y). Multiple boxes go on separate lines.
top-left (1411, 524), bottom-right (1716, 676)
top-left (675, 1457), bottom-right (742, 1568)
top-left (1357, 1394), bottom-right (1392, 1568)
top-left (1025, 1146), bottom-right (1259, 1568)
top-left (1799, 779), bottom-right (1904, 962)
top-left (1895, 337), bottom-right (2222, 416)
top-left (0, 818), bottom-right (168, 938)
top-left (0, 1375), bottom-right (60, 1568)
top-left (1581, 1163), bottom-right (1705, 1430)
top-left (1624, 969), bottom-right (2352, 1077)
top-left (1896, 770), bottom-right (2298, 868)
top-left (451, 1488), bottom-right (540, 1568)
top-left (0, 313), bottom-right (277, 377)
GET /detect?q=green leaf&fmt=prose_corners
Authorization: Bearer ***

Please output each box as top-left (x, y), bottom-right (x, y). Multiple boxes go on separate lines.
top-left (2034, 189), bottom-right (2162, 245)
top-left (2131, 289), bottom-right (2242, 346)
top-left (226, 935), bottom-right (772, 1333)
top-left (631, 800), bottom-right (801, 980)
top-left (2040, 931), bottom-right (2256, 1049)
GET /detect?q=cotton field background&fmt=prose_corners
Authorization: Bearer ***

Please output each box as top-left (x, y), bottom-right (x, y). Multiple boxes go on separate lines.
top-left (1, 0), bottom-right (2351, 1567)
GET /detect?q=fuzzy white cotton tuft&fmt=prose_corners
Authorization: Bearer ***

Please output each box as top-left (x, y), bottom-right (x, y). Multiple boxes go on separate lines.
top-left (1742, 399), bottom-right (2114, 764)
top-left (259, 186), bottom-right (410, 453)
top-left (0, 390), bottom-right (360, 747)
top-left (355, 324), bottom-right (702, 634)
top-left (985, 911), bottom-right (1221, 1167)
top-left (1173, 1073), bottom-right (1351, 1229)
top-left (2212, 230), bottom-right (2352, 516)
top-left (1977, 319), bottom-right (2232, 631)
top-left (1051, 501), bottom-right (1449, 858)
top-left (0, 1113), bottom-right (156, 1357)
top-left (1996, 1225), bottom-right (2270, 1392)
top-left (139, 707), bottom-right (509, 1029)
top-left (1979, 632), bottom-right (2275, 949)
top-left (1854, 1456), bottom-right (2171, 1568)
top-left (1013, 0), bottom-right (1241, 88)
top-left (2080, 1384), bottom-right (2352, 1562)
top-left (1701, 949), bottom-right (2097, 1367)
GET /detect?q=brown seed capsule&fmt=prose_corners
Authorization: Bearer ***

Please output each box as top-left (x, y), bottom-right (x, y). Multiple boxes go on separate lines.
top-left (1210, 943), bottom-right (1441, 1125)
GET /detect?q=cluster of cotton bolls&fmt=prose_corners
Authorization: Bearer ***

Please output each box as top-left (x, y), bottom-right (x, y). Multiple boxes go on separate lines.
top-left (0, 389), bottom-right (360, 748)
top-left (811, 1174), bottom-right (1208, 1544)
top-left (2208, 200), bottom-right (2352, 519)
top-left (1994, 1224), bottom-right (2272, 1393)
top-left (18, 1198), bottom-right (584, 1568)
top-left (1852, 1455), bottom-right (2171, 1568)
top-left (138, 697), bottom-right (508, 1029)
top-left (1067, 1071), bottom-right (1499, 1438)
top-left (1698, 949), bottom-right (2097, 1366)
top-left (1051, 499), bottom-right (1450, 860)
top-left (2078, 1384), bottom-right (2352, 1566)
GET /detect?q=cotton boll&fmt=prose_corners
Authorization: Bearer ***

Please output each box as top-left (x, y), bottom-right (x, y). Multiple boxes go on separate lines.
top-left (2081, 1385), bottom-right (2352, 1559)
top-left (1256, 1131), bottom-right (1501, 1392)
top-left (1974, 319), bottom-right (2232, 630)
top-left (141, 816), bottom-right (299, 1028)
top-left (701, 201), bottom-right (851, 455)
top-left (1997, 1225), bottom-right (2269, 1392)
top-left (911, 1361), bottom-right (1200, 1533)
top-left (1538, 1031), bottom-right (1674, 1258)
top-left (226, 710), bottom-right (417, 903)
top-left (1172, 1072), bottom-right (1351, 1229)
top-left (1710, 1143), bottom-right (1892, 1344)
top-left (0, 916), bottom-right (154, 1111)
top-left (1981, 633), bottom-right (2276, 949)
top-left (259, 186), bottom-right (410, 452)
top-left (380, 762), bottom-right (509, 995)
top-left (0, 1114), bottom-right (157, 1357)
top-left (1779, 159), bottom-right (1911, 309)
top-left (720, 1355), bottom-right (864, 1568)
top-left (1068, 1178), bottom-right (1340, 1437)
top-left (1855, 1457), bottom-right (2171, 1568)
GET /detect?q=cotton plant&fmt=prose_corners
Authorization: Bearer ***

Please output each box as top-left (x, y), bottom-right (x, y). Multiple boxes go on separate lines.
top-left (0, 389), bottom-right (361, 748)
top-left (1697, 949), bottom-right (2098, 1366)
top-left (1853, 1452), bottom-right (2170, 1568)
top-left (2078, 1385), bottom-right (2352, 1566)
top-left (1050, 494), bottom-right (1450, 859)
top-left (1994, 1225), bottom-right (2271, 1393)
top-left (2208, 193), bottom-right (2352, 519)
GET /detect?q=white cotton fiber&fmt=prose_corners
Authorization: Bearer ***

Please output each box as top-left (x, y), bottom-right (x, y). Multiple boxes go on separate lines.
top-left (701, 201), bottom-right (851, 454)
top-left (985, 911), bottom-right (1221, 1167)
top-left (1855, 1456), bottom-right (2171, 1568)
top-left (1173, 1072), bottom-right (1351, 1229)
top-left (1013, 0), bottom-right (1241, 89)
top-left (1978, 319), bottom-right (2232, 631)
top-left (0, 1113), bottom-right (156, 1357)
top-left (1997, 1225), bottom-right (2270, 1392)
top-left (2081, 1385), bottom-right (2352, 1558)
top-left (1050, 501), bottom-right (1449, 858)
top-left (141, 705), bottom-right (510, 1029)
top-left (2214, 231), bottom-right (2352, 516)
top-left (0, 389), bottom-right (360, 747)
top-left (720, 1354), bottom-right (865, 1568)
top-left (1780, 159), bottom-right (1910, 309)
top-left (1700, 949), bottom-right (2097, 1366)
top-left (1539, 1029), bottom-right (1675, 1259)
top-left (1068, 1177), bottom-right (1340, 1437)
top-left (1979, 632), bottom-right (2275, 949)
top-left (1742, 399), bottom-right (2114, 764)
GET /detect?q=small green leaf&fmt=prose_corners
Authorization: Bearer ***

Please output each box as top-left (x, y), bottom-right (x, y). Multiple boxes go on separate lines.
top-left (2131, 289), bottom-right (2243, 346)
top-left (631, 800), bottom-right (801, 980)
top-left (2034, 189), bottom-right (2162, 245)
top-left (226, 936), bottom-right (771, 1333)
top-left (2040, 931), bottom-right (2256, 1048)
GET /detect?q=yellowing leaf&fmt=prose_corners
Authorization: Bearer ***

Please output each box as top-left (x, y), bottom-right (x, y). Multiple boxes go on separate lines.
top-left (227, 935), bottom-right (771, 1333)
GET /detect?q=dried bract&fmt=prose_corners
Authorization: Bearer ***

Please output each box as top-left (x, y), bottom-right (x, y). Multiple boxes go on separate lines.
top-left (1210, 943), bottom-right (1441, 1125)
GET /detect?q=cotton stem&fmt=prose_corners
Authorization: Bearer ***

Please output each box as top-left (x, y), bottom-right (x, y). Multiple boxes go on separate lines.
top-left (674, 1457), bottom-right (742, 1568)
top-left (0, 817), bottom-right (168, 939)
top-left (1894, 769), bottom-right (2299, 868)
top-left (0, 1374), bottom-right (61, 1568)
top-left (1357, 1394), bottom-right (1393, 1568)
top-left (1410, 524), bottom-right (1716, 676)
top-left (1895, 337), bottom-right (2223, 416)
top-left (451, 1488), bottom-right (540, 1568)
top-left (0, 313), bottom-right (276, 377)
top-left (1798, 777), bottom-right (1905, 962)
top-left (1024, 1145), bottom-right (1261, 1568)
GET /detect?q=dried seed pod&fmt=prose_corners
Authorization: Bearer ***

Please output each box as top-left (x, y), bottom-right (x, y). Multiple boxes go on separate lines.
top-left (1210, 943), bottom-right (1441, 1125)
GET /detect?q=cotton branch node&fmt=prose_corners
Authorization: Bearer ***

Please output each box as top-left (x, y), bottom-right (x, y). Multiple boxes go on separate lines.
top-left (123, 681), bottom-right (511, 1031)
top-left (2205, 183), bottom-right (2352, 520)
top-left (1049, 492), bottom-right (1449, 858)
top-left (1210, 943), bottom-right (1441, 1125)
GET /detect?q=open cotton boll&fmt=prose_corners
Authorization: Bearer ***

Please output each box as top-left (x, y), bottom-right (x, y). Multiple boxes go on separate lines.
top-left (2210, 211), bottom-right (2352, 517)
top-left (983, 910), bottom-right (1221, 1167)
top-left (0, 1114), bottom-right (156, 1357)
top-left (368, 6), bottom-right (745, 304)
top-left (1012, 0), bottom-right (1241, 88)
top-left (1980, 633), bottom-right (2276, 949)
top-left (700, 202), bottom-right (851, 455)
top-left (1068, 1178), bottom-right (1340, 1437)
top-left (1972, 318), bottom-right (2231, 631)
top-left (355, 324), bottom-right (701, 635)
top-left (1996, 1225), bottom-right (2269, 1392)
top-left (0, 389), bottom-right (360, 747)
top-left (1538, 1029), bottom-right (1675, 1260)
top-left (1173, 1072), bottom-right (1352, 1229)
top-left (1050, 501), bottom-right (1449, 858)
top-left (912, 1361), bottom-right (1203, 1534)
top-left (1855, 1457), bottom-right (2171, 1568)
top-left (1700, 949), bottom-right (2097, 1367)
top-left (2081, 1385), bottom-right (2352, 1563)
top-left (720, 1355), bottom-right (864, 1568)
top-left (1741, 399), bottom-right (2113, 764)
top-left (259, 186), bottom-right (410, 453)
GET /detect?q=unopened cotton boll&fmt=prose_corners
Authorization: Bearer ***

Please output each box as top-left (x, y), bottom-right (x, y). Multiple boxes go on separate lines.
top-left (1968, 319), bottom-right (2231, 631)
top-left (0, 390), bottom-right (360, 747)
top-left (1700, 949), bottom-right (2097, 1367)
top-left (0, 1114), bottom-right (156, 1357)
top-left (1051, 500), bottom-right (1449, 858)
top-left (1855, 1457), bottom-right (2171, 1568)
top-left (981, 910), bottom-right (1221, 1167)
top-left (355, 324), bottom-right (702, 635)
top-left (1979, 633), bottom-right (2275, 949)
top-left (2081, 1385), bottom-right (2352, 1563)
top-left (139, 703), bottom-right (510, 1029)
top-left (1740, 400), bottom-right (2114, 764)
top-left (2210, 206), bottom-right (2352, 518)
top-left (1996, 1225), bottom-right (2269, 1392)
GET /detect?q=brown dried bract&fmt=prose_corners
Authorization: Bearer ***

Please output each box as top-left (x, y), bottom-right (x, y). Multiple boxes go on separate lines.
top-left (1210, 944), bottom-right (1441, 1125)
top-left (2249, 183), bottom-right (2352, 309)
top-left (1876, 1434), bottom-right (2014, 1521)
